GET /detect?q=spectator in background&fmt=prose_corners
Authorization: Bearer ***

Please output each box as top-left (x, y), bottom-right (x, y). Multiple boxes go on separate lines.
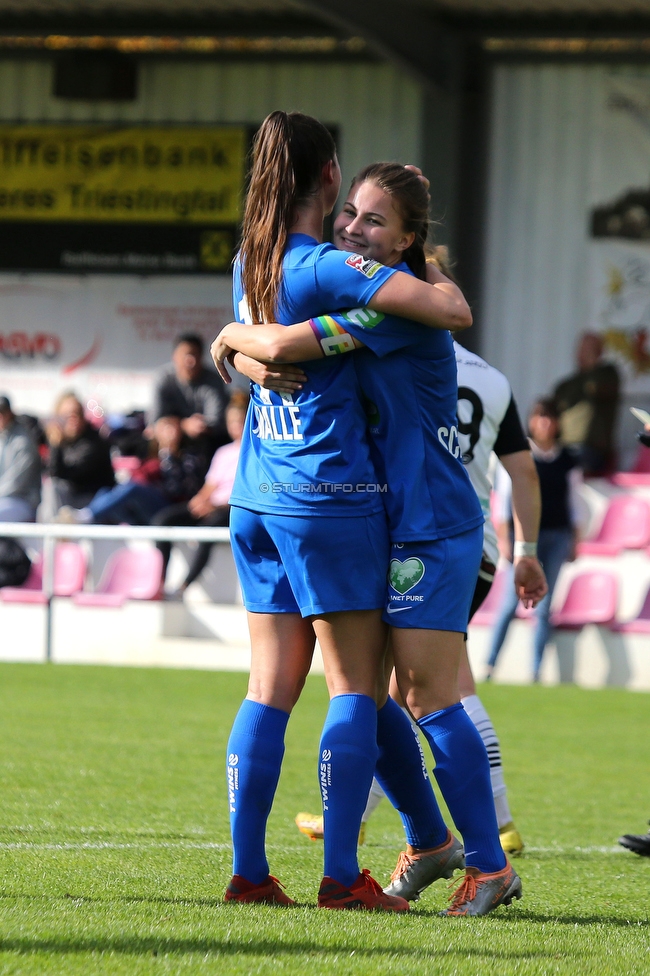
top-left (46, 392), bottom-right (115, 512)
top-left (552, 332), bottom-right (620, 476)
top-left (152, 333), bottom-right (230, 460)
top-left (58, 416), bottom-right (204, 526)
top-left (106, 410), bottom-right (149, 461)
top-left (0, 395), bottom-right (41, 522)
top-left (152, 391), bottom-right (247, 596)
top-left (486, 398), bottom-right (580, 683)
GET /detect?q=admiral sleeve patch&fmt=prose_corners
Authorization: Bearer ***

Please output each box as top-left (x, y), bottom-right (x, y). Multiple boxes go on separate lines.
top-left (344, 254), bottom-right (382, 278)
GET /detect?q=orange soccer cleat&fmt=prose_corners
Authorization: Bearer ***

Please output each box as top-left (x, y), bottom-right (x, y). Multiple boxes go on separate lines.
top-left (224, 874), bottom-right (295, 906)
top-left (442, 861), bottom-right (522, 917)
top-left (318, 869), bottom-right (409, 912)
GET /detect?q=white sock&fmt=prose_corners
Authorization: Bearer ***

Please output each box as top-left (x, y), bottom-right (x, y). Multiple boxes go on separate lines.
top-left (76, 507), bottom-right (94, 524)
top-left (362, 777), bottom-right (386, 823)
top-left (461, 693), bottom-right (513, 829)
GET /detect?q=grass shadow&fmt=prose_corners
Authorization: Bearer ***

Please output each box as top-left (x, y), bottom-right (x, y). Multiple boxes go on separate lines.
top-left (0, 934), bottom-right (582, 961)
top-left (2, 892), bottom-right (647, 929)
top-left (504, 909), bottom-right (650, 927)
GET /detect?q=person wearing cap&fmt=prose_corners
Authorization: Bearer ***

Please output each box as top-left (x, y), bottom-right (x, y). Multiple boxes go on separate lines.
top-left (0, 395), bottom-right (42, 521)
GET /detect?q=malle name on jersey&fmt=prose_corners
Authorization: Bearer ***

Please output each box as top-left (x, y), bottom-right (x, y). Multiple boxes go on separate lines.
top-left (252, 403), bottom-right (303, 441)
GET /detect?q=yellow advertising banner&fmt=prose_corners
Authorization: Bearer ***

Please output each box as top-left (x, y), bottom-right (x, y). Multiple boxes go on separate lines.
top-left (0, 125), bottom-right (246, 223)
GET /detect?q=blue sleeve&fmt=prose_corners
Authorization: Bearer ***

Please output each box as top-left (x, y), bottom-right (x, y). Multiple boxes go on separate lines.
top-left (313, 245), bottom-right (397, 310)
top-left (323, 307), bottom-right (425, 358)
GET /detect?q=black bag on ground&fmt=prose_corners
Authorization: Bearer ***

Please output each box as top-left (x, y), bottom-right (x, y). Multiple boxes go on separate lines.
top-left (0, 538), bottom-right (31, 588)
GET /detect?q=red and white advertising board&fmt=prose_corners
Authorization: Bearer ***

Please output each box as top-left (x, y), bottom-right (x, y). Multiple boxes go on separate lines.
top-left (0, 273), bottom-right (235, 420)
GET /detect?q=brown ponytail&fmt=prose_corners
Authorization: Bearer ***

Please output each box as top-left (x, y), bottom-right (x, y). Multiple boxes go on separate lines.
top-left (239, 111), bottom-right (336, 323)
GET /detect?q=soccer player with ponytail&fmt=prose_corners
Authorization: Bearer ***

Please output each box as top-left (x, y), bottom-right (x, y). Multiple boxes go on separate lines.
top-left (215, 162), bottom-right (545, 915)
top-left (218, 114), bottom-right (472, 911)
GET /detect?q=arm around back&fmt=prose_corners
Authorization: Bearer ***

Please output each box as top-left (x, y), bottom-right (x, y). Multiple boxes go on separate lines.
top-left (368, 270), bottom-right (472, 332)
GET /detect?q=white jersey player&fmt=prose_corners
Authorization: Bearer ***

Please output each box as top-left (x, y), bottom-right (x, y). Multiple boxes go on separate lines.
top-left (453, 341), bottom-right (546, 855)
top-left (456, 342), bottom-right (514, 568)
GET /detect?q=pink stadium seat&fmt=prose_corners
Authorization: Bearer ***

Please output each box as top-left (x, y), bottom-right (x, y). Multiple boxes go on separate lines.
top-left (471, 570), bottom-right (509, 627)
top-left (577, 494), bottom-right (650, 556)
top-left (632, 444), bottom-right (650, 475)
top-left (551, 571), bottom-right (618, 629)
top-left (73, 547), bottom-right (162, 608)
top-left (1, 543), bottom-right (86, 604)
top-left (515, 596), bottom-right (536, 619)
top-left (611, 584), bottom-right (650, 634)
top-left (470, 567), bottom-right (536, 625)
top-left (610, 472), bottom-right (650, 488)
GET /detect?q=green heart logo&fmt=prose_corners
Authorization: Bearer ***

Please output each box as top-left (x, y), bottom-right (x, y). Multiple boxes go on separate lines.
top-left (389, 557), bottom-right (425, 594)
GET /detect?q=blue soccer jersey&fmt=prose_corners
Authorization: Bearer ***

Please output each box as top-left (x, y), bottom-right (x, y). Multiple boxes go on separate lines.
top-left (312, 265), bottom-right (484, 542)
top-left (229, 234), bottom-right (397, 516)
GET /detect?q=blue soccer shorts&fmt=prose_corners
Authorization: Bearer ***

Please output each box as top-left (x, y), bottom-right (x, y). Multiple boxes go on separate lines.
top-left (383, 524), bottom-right (483, 632)
top-left (230, 506), bottom-right (390, 617)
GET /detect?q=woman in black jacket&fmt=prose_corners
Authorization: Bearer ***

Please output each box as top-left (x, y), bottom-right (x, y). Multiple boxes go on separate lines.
top-left (47, 393), bottom-right (115, 510)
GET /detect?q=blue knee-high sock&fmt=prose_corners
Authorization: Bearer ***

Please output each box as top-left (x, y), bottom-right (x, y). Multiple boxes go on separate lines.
top-left (227, 699), bottom-right (289, 884)
top-left (320, 694), bottom-right (378, 888)
top-left (417, 702), bottom-right (506, 874)
top-left (375, 697), bottom-right (448, 849)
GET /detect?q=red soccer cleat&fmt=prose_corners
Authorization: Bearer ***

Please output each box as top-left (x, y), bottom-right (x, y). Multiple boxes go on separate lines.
top-left (318, 869), bottom-right (410, 912)
top-left (224, 874), bottom-right (295, 906)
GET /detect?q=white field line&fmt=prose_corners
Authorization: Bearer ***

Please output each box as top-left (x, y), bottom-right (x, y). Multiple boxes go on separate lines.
top-left (525, 845), bottom-right (625, 854)
top-left (0, 840), bottom-right (232, 850)
top-left (0, 840), bottom-right (628, 854)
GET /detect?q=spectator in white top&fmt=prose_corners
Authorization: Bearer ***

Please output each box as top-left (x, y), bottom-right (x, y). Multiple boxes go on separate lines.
top-left (0, 395), bottom-right (41, 522)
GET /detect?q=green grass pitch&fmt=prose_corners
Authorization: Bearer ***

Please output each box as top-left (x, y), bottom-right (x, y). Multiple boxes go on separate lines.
top-left (0, 661), bottom-right (648, 975)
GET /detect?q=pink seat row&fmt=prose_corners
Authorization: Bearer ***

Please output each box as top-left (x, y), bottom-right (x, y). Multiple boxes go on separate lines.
top-left (0, 545), bottom-right (162, 608)
top-left (473, 567), bottom-right (650, 632)
top-left (576, 494), bottom-right (650, 556)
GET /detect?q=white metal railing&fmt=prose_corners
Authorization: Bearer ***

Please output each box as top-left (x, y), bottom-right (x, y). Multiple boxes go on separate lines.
top-left (0, 521), bottom-right (232, 661)
top-left (0, 522), bottom-right (230, 543)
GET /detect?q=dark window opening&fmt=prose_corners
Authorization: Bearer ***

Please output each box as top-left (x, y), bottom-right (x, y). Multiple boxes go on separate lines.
top-left (54, 52), bottom-right (138, 101)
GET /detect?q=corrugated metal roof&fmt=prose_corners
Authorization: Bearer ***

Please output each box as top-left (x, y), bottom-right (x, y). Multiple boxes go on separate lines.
top-left (481, 63), bottom-right (591, 420)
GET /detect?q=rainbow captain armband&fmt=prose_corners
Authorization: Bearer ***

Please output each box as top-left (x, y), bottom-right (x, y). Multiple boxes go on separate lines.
top-left (309, 315), bottom-right (357, 357)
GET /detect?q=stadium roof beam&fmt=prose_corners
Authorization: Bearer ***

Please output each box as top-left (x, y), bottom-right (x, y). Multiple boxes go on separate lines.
top-left (0, 4), bottom-right (649, 81)
top-left (301, 0), bottom-right (462, 92)
top-left (0, 4), bottom-right (339, 42)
